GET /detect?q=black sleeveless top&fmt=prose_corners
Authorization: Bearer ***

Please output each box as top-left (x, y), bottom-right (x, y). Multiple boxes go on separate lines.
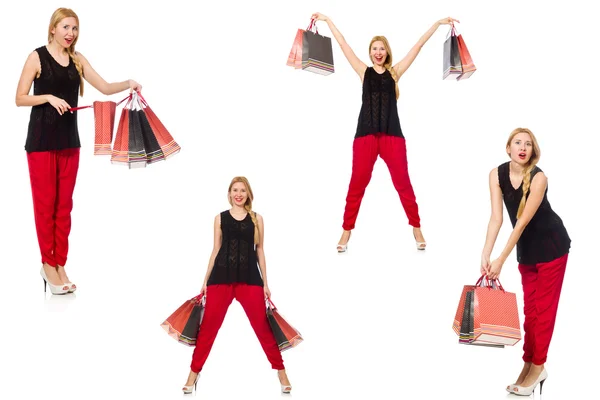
top-left (25, 46), bottom-right (81, 153)
top-left (355, 67), bottom-right (404, 139)
top-left (498, 162), bottom-right (571, 264)
top-left (207, 210), bottom-right (264, 287)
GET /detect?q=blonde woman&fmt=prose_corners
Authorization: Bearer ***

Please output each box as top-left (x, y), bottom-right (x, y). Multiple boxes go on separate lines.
top-left (310, 12), bottom-right (458, 253)
top-left (15, 7), bottom-right (141, 294)
top-left (182, 177), bottom-right (292, 395)
top-left (481, 128), bottom-right (571, 396)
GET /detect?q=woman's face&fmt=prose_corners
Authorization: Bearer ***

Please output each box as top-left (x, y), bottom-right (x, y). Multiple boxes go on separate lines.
top-left (51, 17), bottom-right (78, 48)
top-left (230, 182), bottom-right (249, 207)
top-left (370, 41), bottom-right (388, 66)
top-left (507, 131), bottom-right (534, 166)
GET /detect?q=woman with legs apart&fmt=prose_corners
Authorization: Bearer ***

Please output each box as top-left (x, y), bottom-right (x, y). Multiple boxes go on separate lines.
top-left (310, 12), bottom-right (458, 253)
top-left (481, 128), bottom-right (571, 396)
top-left (15, 8), bottom-right (141, 295)
top-left (182, 177), bottom-right (292, 394)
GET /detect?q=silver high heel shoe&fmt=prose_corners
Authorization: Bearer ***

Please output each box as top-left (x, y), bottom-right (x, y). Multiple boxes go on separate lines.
top-left (512, 368), bottom-right (548, 396)
top-left (182, 373), bottom-right (200, 394)
top-left (40, 268), bottom-right (70, 295)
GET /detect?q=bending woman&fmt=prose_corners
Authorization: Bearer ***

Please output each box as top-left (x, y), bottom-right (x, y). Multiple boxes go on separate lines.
top-left (481, 128), bottom-right (570, 396)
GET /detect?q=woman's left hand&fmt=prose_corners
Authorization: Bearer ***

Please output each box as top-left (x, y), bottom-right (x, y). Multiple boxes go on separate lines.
top-left (437, 17), bottom-right (460, 26)
top-left (264, 285), bottom-right (271, 300)
top-left (128, 79), bottom-right (142, 93)
top-left (487, 258), bottom-right (504, 280)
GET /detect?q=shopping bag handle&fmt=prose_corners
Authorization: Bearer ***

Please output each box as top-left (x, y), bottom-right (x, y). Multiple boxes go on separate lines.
top-left (445, 23), bottom-right (458, 39)
top-left (476, 275), bottom-right (506, 291)
top-left (68, 94), bottom-right (131, 113)
top-left (191, 293), bottom-right (206, 305)
top-left (265, 297), bottom-right (277, 310)
top-left (307, 18), bottom-right (319, 35)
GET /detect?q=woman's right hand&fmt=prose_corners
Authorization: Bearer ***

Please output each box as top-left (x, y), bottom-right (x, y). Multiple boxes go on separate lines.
top-left (47, 95), bottom-right (71, 115)
top-left (200, 282), bottom-right (207, 297)
top-left (480, 254), bottom-right (491, 277)
top-left (311, 12), bottom-right (329, 22)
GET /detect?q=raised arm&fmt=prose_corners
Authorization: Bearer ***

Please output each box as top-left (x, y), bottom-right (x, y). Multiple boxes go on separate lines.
top-left (487, 172), bottom-right (548, 279)
top-left (392, 17), bottom-right (459, 78)
top-left (311, 12), bottom-right (368, 80)
top-left (481, 168), bottom-right (504, 276)
top-left (76, 52), bottom-right (142, 95)
top-left (201, 214), bottom-right (223, 295)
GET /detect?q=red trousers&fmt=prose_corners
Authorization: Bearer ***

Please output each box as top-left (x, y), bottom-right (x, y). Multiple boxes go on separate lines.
top-left (26, 148), bottom-right (80, 267)
top-left (190, 283), bottom-right (285, 373)
top-left (519, 253), bottom-right (568, 365)
top-left (343, 134), bottom-right (420, 230)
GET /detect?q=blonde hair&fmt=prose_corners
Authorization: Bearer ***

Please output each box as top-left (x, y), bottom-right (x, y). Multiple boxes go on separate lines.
top-left (369, 36), bottom-right (399, 100)
top-left (227, 176), bottom-right (259, 244)
top-left (48, 8), bottom-right (84, 96)
top-left (506, 128), bottom-right (541, 219)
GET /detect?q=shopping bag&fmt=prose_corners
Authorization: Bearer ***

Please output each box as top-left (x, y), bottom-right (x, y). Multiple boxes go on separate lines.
top-left (442, 25), bottom-right (462, 80)
top-left (266, 299), bottom-right (303, 352)
top-left (456, 33), bottom-right (476, 80)
top-left (460, 288), bottom-right (505, 348)
top-left (301, 20), bottom-right (334, 75)
top-left (286, 28), bottom-right (304, 68)
top-left (161, 294), bottom-right (206, 347)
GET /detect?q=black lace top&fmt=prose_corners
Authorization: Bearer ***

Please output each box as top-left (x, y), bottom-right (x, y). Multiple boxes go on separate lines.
top-left (355, 67), bottom-right (404, 139)
top-left (207, 210), bottom-right (264, 287)
top-left (25, 46), bottom-right (81, 153)
top-left (498, 162), bottom-right (571, 264)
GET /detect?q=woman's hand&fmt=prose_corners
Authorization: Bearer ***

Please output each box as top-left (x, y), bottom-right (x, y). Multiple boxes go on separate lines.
top-left (480, 254), bottom-right (491, 277)
top-left (487, 258), bottom-right (504, 280)
top-left (200, 282), bottom-right (207, 297)
top-left (47, 95), bottom-right (71, 115)
top-left (311, 12), bottom-right (329, 22)
top-left (264, 284), bottom-right (271, 300)
top-left (437, 17), bottom-right (460, 26)
top-left (128, 79), bottom-right (142, 93)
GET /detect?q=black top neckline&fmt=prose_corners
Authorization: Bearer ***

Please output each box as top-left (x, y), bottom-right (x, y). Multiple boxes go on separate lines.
top-left (228, 210), bottom-right (249, 222)
top-left (507, 162), bottom-right (525, 191)
top-left (43, 45), bottom-right (71, 68)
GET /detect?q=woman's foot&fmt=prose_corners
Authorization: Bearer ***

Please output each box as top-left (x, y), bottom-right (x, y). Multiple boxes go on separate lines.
top-left (413, 227), bottom-right (426, 250)
top-left (507, 361), bottom-right (532, 392)
top-left (183, 370), bottom-right (199, 394)
top-left (278, 369), bottom-right (292, 393)
top-left (513, 363), bottom-right (545, 394)
top-left (40, 263), bottom-right (70, 294)
top-left (337, 230), bottom-right (351, 253)
top-left (56, 266), bottom-right (76, 292)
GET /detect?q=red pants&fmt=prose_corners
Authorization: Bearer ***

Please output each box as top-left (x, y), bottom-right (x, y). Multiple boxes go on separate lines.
top-left (343, 134), bottom-right (420, 230)
top-left (519, 253), bottom-right (568, 365)
top-left (190, 283), bottom-right (284, 373)
top-left (26, 148), bottom-right (80, 267)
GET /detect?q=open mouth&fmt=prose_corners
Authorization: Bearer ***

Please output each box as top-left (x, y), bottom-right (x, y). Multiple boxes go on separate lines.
top-left (234, 197), bottom-right (244, 202)
top-left (65, 38), bottom-right (73, 45)
top-left (518, 152), bottom-right (526, 160)
top-left (374, 56), bottom-right (383, 62)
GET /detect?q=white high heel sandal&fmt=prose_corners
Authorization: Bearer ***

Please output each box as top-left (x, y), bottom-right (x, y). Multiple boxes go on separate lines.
top-left (281, 384), bottom-right (292, 394)
top-left (40, 268), bottom-right (70, 295)
top-left (182, 373), bottom-right (200, 394)
top-left (512, 368), bottom-right (548, 396)
top-left (337, 231), bottom-right (351, 253)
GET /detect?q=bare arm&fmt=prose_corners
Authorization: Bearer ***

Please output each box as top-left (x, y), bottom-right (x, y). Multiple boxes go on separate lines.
top-left (201, 214), bottom-right (222, 292)
top-left (312, 13), bottom-right (367, 79)
top-left (15, 51), bottom-right (67, 110)
top-left (255, 213), bottom-right (269, 291)
top-left (482, 168), bottom-right (504, 258)
top-left (496, 173), bottom-right (548, 263)
top-left (392, 17), bottom-right (459, 78)
top-left (77, 52), bottom-right (141, 95)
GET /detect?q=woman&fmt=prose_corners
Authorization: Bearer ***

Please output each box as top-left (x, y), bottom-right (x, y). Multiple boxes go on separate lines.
top-left (310, 12), bottom-right (458, 253)
top-left (15, 8), bottom-right (142, 294)
top-left (481, 128), bottom-right (570, 396)
top-left (182, 177), bottom-right (292, 394)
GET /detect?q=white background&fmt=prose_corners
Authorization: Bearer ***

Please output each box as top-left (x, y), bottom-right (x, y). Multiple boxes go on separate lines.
top-left (0, 0), bottom-right (598, 399)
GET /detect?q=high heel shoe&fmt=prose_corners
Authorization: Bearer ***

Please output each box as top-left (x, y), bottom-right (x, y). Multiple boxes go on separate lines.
top-left (66, 282), bottom-right (77, 293)
top-left (337, 231), bottom-right (351, 253)
top-left (412, 232), bottom-right (426, 250)
top-left (512, 368), bottom-right (548, 396)
top-left (281, 384), bottom-right (292, 394)
top-left (182, 373), bottom-right (200, 394)
top-left (40, 268), bottom-right (70, 295)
